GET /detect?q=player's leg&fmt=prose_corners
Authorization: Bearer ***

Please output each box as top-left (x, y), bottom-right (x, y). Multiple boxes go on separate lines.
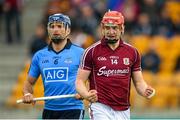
top-left (42, 109), bottom-right (84, 119)
top-left (89, 102), bottom-right (130, 120)
top-left (60, 109), bottom-right (84, 119)
top-left (42, 109), bottom-right (55, 119)
top-left (114, 108), bottom-right (130, 120)
top-left (89, 102), bottom-right (113, 120)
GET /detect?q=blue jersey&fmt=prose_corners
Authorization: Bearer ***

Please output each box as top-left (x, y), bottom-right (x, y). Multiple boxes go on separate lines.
top-left (29, 40), bottom-right (84, 111)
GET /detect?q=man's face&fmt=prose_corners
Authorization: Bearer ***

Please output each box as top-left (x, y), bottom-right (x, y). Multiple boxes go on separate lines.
top-left (47, 22), bottom-right (70, 43)
top-left (102, 23), bottom-right (123, 44)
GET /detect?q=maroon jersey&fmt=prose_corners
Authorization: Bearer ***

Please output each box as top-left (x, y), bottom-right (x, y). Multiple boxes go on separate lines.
top-left (80, 39), bottom-right (141, 110)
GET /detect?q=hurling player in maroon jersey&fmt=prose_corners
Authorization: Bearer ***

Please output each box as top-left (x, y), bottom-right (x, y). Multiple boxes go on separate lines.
top-left (76, 10), bottom-right (155, 120)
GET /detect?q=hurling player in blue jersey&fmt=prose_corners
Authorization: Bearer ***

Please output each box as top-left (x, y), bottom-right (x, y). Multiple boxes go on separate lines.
top-left (22, 13), bottom-right (84, 119)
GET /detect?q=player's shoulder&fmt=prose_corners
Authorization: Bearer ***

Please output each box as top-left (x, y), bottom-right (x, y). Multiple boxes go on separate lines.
top-left (37, 46), bottom-right (48, 53)
top-left (85, 41), bottom-right (101, 52)
top-left (71, 43), bottom-right (84, 52)
top-left (33, 46), bottom-right (48, 57)
top-left (122, 41), bottom-right (138, 52)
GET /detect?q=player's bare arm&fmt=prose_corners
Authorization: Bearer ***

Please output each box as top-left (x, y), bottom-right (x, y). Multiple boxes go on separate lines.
top-left (76, 68), bottom-right (98, 103)
top-left (22, 76), bottom-right (37, 104)
top-left (132, 71), bottom-right (155, 98)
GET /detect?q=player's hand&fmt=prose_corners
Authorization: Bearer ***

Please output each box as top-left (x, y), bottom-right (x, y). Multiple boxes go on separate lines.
top-left (144, 86), bottom-right (155, 99)
top-left (85, 90), bottom-right (98, 103)
top-left (75, 93), bottom-right (84, 100)
top-left (22, 93), bottom-right (36, 105)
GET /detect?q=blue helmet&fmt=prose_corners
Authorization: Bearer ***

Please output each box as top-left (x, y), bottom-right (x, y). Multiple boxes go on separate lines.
top-left (48, 13), bottom-right (71, 27)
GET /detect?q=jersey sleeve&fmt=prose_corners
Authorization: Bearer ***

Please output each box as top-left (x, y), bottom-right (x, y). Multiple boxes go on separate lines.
top-left (28, 53), bottom-right (40, 78)
top-left (79, 47), bottom-right (93, 70)
top-left (132, 49), bottom-right (141, 71)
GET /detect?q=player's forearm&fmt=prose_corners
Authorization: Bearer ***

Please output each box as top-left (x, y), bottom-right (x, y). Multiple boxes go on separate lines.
top-left (132, 71), bottom-right (148, 97)
top-left (23, 79), bottom-right (34, 95)
top-left (75, 79), bottom-right (89, 98)
top-left (135, 81), bottom-right (148, 97)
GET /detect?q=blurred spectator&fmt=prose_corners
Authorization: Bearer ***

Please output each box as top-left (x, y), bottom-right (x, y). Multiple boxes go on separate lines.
top-left (3, 0), bottom-right (24, 44)
top-left (0, 0), bottom-right (4, 32)
top-left (157, 6), bottom-right (174, 37)
top-left (70, 0), bottom-right (106, 39)
top-left (119, 0), bottom-right (140, 33)
top-left (106, 0), bottom-right (124, 11)
top-left (90, 0), bottom-right (107, 22)
top-left (164, 0), bottom-right (180, 34)
top-left (173, 19), bottom-right (180, 35)
top-left (71, 25), bottom-right (95, 49)
top-left (132, 13), bottom-right (154, 35)
top-left (140, 0), bottom-right (158, 24)
top-left (43, 0), bottom-right (71, 25)
top-left (29, 23), bottom-right (48, 57)
top-left (78, 3), bottom-right (98, 37)
top-left (174, 55), bottom-right (180, 72)
top-left (141, 43), bottom-right (161, 73)
top-left (45, 0), bottom-right (71, 15)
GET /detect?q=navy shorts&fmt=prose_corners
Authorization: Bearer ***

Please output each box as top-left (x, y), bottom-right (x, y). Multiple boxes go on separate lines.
top-left (42, 109), bottom-right (84, 119)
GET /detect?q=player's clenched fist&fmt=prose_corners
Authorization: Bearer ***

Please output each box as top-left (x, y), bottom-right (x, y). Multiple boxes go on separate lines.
top-left (22, 93), bottom-right (35, 105)
top-left (85, 90), bottom-right (98, 103)
top-left (144, 86), bottom-right (155, 99)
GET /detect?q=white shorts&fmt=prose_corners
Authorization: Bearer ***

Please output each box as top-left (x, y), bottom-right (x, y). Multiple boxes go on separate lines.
top-left (89, 102), bottom-right (130, 120)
